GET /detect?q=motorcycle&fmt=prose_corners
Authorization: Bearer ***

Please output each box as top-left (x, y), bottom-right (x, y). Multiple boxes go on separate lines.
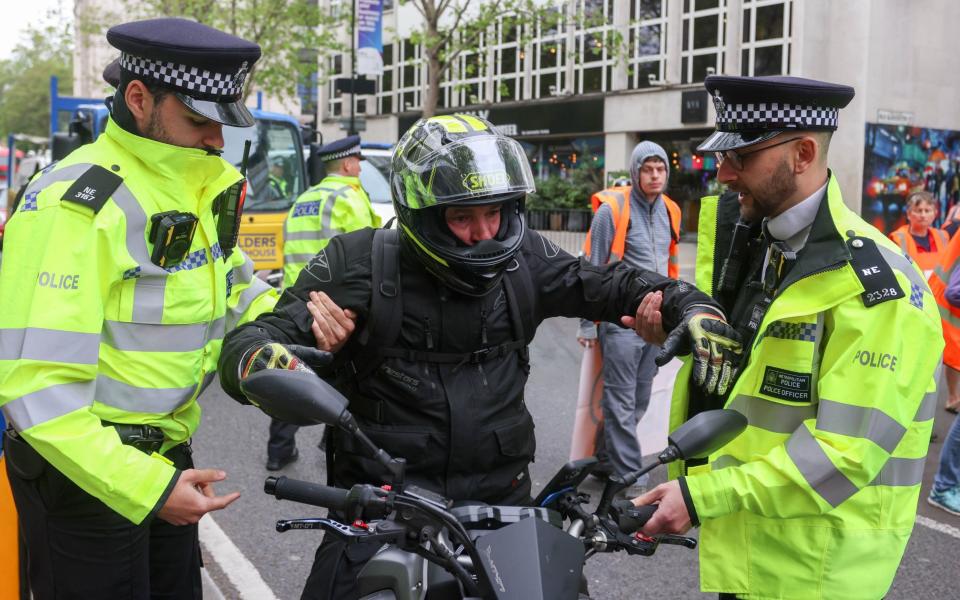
top-left (241, 369), bottom-right (747, 600)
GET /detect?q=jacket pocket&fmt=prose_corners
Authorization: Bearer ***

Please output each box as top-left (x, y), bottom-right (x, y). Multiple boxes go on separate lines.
top-left (494, 414), bottom-right (536, 459)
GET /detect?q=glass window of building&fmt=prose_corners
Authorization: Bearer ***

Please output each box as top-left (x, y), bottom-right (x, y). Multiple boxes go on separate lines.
top-left (681, 0), bottom-right (727, 84)
top-left (397, 38), bottom-right (423, 112)
top-left (444, 31), bottom-right (487, 107)
top-left (493, 18), bottom-right (523, 102)
top-left (326, 54), bottom-right (344, 117)
top-left (628, 0), bottom-right (668, 89)
top-left (534, 8), bottom-right (567, 99)
top-left (376, 43), bottom-right (395, 114)
top-left (740, 0), bottom-right (792, 76)
top-left (574, 0), bottom-right (615, 94)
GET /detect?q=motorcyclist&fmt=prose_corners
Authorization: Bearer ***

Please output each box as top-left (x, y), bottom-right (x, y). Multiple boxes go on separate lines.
top-left (217, 114), bottom-right (742, 599)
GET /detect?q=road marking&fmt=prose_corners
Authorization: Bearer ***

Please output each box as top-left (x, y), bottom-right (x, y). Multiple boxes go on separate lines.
top-left (199, 515), bottom-right (279, 600)
top-left (916, 515), bottom-right (960, 540)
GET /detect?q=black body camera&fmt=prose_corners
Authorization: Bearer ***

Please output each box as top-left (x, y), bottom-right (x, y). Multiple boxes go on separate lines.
top-left (150, 211), bottom-right (198, 268)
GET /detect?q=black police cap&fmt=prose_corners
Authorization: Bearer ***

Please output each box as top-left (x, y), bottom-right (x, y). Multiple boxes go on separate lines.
top-left (107, 18), bottom-right (261, 127)
top-left (319, 135), bottom-right (362, 162)
top-left (698, 75), bottom-right (855, 152)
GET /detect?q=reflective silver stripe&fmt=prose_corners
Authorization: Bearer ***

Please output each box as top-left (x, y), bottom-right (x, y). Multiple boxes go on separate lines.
top-left (2, 381), bottom-right (94, 431)
top-left (132, 277), bottom-right (167, 322)
top-left (786, 425), bottom-right (859, 508)
top-left (284, 252), bottom-right (318, 263)
top-left (712, 455), bottom-right (743, 470)
top-left (668, 255), bottom-right (679, 264)
top-left (198, 370), bottom-right (217, 395)
top-left (208, 317), bottom-right (226, 342)
top-left (816, 399), bottom-right (906, 454)
top-left (112, 183), bottom-right (172, 322)
top-left (877, 244), bottom-right (928, 291)
top-left (809, 314), bottom-right (825, 404)
top-left (728, 394), bottom-right (817, 434)
top-left (936, 302), bottom-right (960, 329)
top-left (95, 374), bottom-right (196, 413)
top-left (226, 278), bottom-right (273, 332)
top-left (102, 320), bottom-right (222, 352)
top-left (0, 328), bottom-right (99, 364)
top-left (234, 254), bottom-right (256, 284)
top-left (870, 457), bottom-right (925, 487)
top-left (320, 185), bottom-right (353, 234)
top-left (23, 162), bottom-right (91, 197)
top-left (285, 230), bottom-right (328, 242)
top-left (915, 390), bottom-right (938, 422)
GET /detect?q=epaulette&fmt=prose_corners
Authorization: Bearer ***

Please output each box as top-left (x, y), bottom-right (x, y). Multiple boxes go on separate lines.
top-left (60, 165), bottom-right (123, 214)
top-left (847, 235), bottom-right (904, 307)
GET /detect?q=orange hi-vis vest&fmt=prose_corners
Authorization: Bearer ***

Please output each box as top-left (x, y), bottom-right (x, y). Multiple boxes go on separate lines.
top-left (929, 232), bottom-right (960, 369)
top-left (888, 225), bottom-right (949, 274)
top-left (583, 186), bottom-right (682, 279)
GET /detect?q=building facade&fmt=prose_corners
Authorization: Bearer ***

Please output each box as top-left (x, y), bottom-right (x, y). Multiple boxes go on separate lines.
top-left (318, 0), bottom-right (960, 230)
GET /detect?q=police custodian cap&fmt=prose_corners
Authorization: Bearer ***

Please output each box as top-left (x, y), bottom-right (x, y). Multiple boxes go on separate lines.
top-left (698, 75), bottom-right (855, 152)
top-left (319, 135), bottom-right (362, 162)
top-left (106, 18), bottom-right (261, 127)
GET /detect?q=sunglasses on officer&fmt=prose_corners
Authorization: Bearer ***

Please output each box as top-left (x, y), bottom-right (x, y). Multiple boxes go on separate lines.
top-left (714, 136), bottom-right (804, 171)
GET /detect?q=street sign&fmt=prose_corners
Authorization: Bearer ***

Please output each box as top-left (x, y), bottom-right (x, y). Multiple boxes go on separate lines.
top-left (339, 117), bottom-right (367, 132)
top-left (681, 90), bottom-right (709, 123)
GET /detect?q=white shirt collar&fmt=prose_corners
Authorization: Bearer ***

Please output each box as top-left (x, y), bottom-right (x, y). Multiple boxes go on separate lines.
top-left (765, 180), bottom-right (828, 251)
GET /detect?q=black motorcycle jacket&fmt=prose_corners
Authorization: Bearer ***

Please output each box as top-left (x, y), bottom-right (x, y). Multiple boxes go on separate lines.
top-left (219, 227), bottom-right (719, 504)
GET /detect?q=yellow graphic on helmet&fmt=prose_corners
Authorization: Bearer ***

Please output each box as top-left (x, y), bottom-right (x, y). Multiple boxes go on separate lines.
top-left (463, 171), bottom-right (510, 193)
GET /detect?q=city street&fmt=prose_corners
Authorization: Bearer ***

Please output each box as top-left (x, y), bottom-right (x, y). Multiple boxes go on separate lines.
top-left (189, 240), bottom-right (960, 599)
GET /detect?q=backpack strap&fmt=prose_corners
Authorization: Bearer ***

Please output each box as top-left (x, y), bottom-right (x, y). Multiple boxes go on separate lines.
top-left (357, 228), bottom-right (403, 348)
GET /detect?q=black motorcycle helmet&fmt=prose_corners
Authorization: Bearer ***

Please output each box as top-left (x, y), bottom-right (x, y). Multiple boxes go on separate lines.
top-left (391, 115), bottom-right (535, 296)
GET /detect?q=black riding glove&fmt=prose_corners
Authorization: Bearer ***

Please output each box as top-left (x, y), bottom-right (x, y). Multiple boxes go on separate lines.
top-left (655, 309), bottom-right (742, 396)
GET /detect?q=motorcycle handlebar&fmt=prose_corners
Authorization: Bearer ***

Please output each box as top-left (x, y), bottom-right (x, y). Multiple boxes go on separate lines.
top-left (264, 476), bottom-right (350, 512)
top-left (612, 499), bottom-right (658, 533)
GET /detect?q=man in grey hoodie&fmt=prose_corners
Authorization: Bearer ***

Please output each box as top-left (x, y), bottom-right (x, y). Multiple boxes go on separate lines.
top-left (577, 140), bottom-right (681, 492)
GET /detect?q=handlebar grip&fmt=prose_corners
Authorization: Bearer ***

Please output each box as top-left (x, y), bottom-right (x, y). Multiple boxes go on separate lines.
top-left (264, 476), bottom-right (350, 512)
top-left (612, 499), bottom-right (658, 533)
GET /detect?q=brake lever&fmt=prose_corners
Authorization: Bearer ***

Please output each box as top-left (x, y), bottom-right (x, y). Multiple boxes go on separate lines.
top-left (276, 517), bottom-right (406, 546)
top-left (657, 534), bottom-right (698, 549)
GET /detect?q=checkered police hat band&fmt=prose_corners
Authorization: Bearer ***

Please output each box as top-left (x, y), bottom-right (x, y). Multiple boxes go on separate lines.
top-left (715, 101), bottom-right (839, 131)
top-left (119, 53), bottom-right (247, 100)
top-left (321, 144), bottom-right (362, 161)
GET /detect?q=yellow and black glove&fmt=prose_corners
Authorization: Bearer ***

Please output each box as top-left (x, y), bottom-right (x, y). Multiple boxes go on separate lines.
top-left (655, 311), bottom-right (742, 396)
top-left (240, 342), bottom-right (333, 379)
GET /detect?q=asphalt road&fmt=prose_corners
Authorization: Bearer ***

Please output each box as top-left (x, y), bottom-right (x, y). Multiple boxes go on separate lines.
top-left (193, 309), bottom-right (960, 599)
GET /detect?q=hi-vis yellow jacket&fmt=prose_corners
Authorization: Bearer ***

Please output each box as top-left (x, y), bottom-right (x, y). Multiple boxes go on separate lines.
top-left (0, 118), bottom-right (278, 524)
top-left (282, 174), bottom-right (379, 288)
top-left (669, 175), bottom-right (942, 599)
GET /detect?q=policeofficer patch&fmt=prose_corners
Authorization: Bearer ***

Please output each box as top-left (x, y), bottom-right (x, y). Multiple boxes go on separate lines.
top-left (305, 249), bottom-right (332, 283)
top-left (759, 366), bottom-right (812, 402)
top-left (847, 236), bottom-right (904, 307)
top-left (61, 165), bottom-right (123, 214)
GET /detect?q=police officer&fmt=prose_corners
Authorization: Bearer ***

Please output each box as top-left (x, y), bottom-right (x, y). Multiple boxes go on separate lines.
top-left (633, 76), bottom-right (944, 599)
top-left (267, 135), bottom-right (380, 470)
top-left (0, 19), bottom-right (285, 598)
top-left (218, 114), bottom-right (743, 599)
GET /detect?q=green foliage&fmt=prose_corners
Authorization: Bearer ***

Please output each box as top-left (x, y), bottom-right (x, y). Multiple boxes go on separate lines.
top-left (78, 0), bottom-right (346, 105)
top-left (0, 9), bottom-right (73, 139)
top-left (527, 161), bottom-right (602, 210)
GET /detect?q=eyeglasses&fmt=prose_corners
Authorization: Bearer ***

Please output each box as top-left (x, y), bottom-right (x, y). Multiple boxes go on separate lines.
top-left (714, 136), bottom-right (804, 171)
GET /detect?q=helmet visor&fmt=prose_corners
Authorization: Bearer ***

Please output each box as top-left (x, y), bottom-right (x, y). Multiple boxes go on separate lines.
top-left (396, 136), bottom-right (535, 209)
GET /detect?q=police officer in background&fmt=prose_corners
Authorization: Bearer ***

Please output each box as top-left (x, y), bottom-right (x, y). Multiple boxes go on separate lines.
top-left (267, 135), bottom-right (380, 471)
top-left (633, 76), bottom-right (944, 599)
top-left (219, 114), bottom-right (744, 599)
top-left (0, 19), bottom-right (285, 598)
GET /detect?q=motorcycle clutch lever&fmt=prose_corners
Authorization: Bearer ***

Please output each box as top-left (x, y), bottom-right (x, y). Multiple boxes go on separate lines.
top-left (276, 518), bottom-right (405, 546)
top-left (657, 534), bottom-right (698, 549)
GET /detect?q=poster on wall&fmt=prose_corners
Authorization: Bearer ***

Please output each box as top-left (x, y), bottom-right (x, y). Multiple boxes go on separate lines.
top-left (357, 0), bottom-right (384, 76)
top-left (862, 123), bottom-right (960, 233)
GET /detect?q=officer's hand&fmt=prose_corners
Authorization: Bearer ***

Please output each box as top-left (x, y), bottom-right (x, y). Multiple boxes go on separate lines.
top-left (632, 481), bottom-right (692, 536)
top-left (656, 311), bottom-right (742, 395)
top-left (307, 291), bottom-right (356, 353)
top-left (621, 291), bottom-right (668, 346)
top-left (157, 469), bottom-right (240, 526)
top-left (240, 342), bottom-right (333, 379)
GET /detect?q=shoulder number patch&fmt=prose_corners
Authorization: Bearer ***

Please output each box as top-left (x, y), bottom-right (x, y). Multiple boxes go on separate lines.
top-left (61, 165), bottom-right (123, 214)
top-left (847, 236), bottom-right (904, 307)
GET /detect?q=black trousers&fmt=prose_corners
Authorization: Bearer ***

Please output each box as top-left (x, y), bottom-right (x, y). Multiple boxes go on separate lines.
top-left (3, 431), bottom-right (202, 600)
top-left (268, 418), bottom-right (299, 461)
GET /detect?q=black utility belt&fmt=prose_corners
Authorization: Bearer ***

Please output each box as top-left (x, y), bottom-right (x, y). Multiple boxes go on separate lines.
top-left (101, 421), bottom-right (167, 455)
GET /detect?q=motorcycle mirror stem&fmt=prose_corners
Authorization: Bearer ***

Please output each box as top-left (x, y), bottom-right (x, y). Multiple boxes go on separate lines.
top-left (596, 449), bottom-right (674, 516)
top-left (336, 410), bottom-right (407, 488)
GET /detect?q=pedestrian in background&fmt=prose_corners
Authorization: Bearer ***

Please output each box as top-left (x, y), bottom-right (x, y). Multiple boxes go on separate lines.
top-left (575, 140), bottom-right (681, 492)
top-left (267, 135), bottom-right (380, 471)
top-left (888, 190), bottom-right (949, 276)
top-left (0, 18), bottom-right (282, 599)
top-left (634, 75), bottom-right (943, 599)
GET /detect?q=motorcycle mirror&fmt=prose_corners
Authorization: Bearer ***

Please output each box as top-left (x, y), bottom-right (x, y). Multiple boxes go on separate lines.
top-left (667, 409), bottom-right (747, 460)
top-left (240, 369), bottom-right (350, 427)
